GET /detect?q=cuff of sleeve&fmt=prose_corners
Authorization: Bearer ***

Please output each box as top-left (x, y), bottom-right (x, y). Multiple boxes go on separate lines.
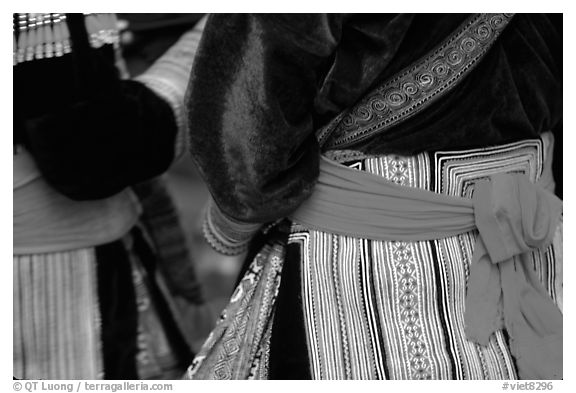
top-left (202, 198), bottom-right (261, 256)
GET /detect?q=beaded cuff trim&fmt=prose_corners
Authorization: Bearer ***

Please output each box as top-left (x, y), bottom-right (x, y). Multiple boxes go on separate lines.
top-left (203, 199), bottom-right (261, 256)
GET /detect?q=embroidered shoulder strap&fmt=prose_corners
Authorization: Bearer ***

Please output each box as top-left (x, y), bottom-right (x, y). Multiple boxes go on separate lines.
top-left (318, 13), bottom-right (514, 149)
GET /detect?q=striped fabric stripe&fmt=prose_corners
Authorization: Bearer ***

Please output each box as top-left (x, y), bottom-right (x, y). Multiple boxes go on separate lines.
top-left (292, 135), bottom-right (561, 379)
top-left (13, 249), bottom-right (103, 379)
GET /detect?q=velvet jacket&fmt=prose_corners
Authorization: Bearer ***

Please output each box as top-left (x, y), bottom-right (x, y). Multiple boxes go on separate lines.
top-left (186, 14), bottom-right (562, 231)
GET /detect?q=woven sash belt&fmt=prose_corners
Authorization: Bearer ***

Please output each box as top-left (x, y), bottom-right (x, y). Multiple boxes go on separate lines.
top-left (290, 133), bottom-right (562, 380)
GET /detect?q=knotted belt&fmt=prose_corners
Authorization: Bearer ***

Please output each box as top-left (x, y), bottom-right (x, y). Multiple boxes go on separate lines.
top-left (290, 135), bottom-right (562, 380)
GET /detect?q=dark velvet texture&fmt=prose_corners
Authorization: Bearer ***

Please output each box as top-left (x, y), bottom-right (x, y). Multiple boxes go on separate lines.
top-left (14, 14), bottom-right (178, 201)
top-left (187, 14), bottom-right (334, 223)
top-left (357, 15), bottom-right (563, 156)
top-left (96, 239), bottom-right (139, 380)
top-left (268, 239), bottom-right (311, 379)
top-left (186, 14), bottom-right (562, 224)
top-left (21, 79), bottom-right (177, 200)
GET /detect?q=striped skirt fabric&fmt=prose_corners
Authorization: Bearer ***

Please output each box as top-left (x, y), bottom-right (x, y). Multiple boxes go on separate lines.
top-left (13, 249), bottom-right (103, 379)
top-left (186, 135), bottom-right (562, 380)
top-left (13, 225), bottom-right (195, 380)
top-left (291, 136), bottom-right (562, 379)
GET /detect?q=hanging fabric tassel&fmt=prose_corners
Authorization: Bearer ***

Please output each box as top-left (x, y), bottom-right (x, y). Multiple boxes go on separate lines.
top-left (61, 14), bottom-right (71, 54)
top-left (108, 14), bottom-right (121, 48)
top-left (99, 13), bottom-right (113, 46)
top-left (85, 13), bottom-right (120, 49)
top-left (13, 17), bottom-right (18, 66)
top-left (13, 34), bottom-right (18, 66)
top-left (102, 13), bottom-right (115, 39)
top-left (34, 14), bottom-right (45, 60)
top-left (13, 13), bottom-right (121, 65)
top-left (44, 13), bottom-right (54, 58)
top-left (16, 14), bottom-right (28, 64)
top-left (84, 13), bottom-right (101, 48)
top-left (52, 13), bottom-right (64, 57)
top-left (25, 13), bottom-right (37, 61)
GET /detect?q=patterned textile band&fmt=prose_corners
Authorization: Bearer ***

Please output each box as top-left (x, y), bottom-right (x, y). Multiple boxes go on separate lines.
top-left (290, 133), bottom-right (562, 379)
top-left (317, 13), bottom-right (514, 149)
top-left (186, 240), bottom-right (285, 379)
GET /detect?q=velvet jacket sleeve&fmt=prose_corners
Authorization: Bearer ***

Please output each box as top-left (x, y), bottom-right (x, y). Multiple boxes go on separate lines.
top-left (186, 14), bottom-right (343, 252)
top-left (187, 14), bottom-right (343, 223)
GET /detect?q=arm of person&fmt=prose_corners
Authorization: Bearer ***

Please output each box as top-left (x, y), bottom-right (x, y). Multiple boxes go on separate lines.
top-left (134, 16), bottom-right (207, 159)
top-left (22, 15), bottom-right (205, 201)
top-left (186, 14), bottom-right (342, 254)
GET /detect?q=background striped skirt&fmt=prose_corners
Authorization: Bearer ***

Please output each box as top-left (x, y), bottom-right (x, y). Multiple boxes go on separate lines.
top-left (14, 225), bottom-right (197, 380)
top-left (187, 135), bottom-right (562, 380)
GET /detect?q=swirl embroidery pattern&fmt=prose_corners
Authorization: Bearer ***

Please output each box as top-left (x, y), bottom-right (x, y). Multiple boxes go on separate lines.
top-left (320, 13), bottom-right (514, 149)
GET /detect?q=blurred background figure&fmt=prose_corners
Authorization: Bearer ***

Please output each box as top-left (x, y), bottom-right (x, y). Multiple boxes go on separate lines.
top-left (118, 13), bottom-right (245, 325)
top-left (13, 13), bottom-right (224, 380)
